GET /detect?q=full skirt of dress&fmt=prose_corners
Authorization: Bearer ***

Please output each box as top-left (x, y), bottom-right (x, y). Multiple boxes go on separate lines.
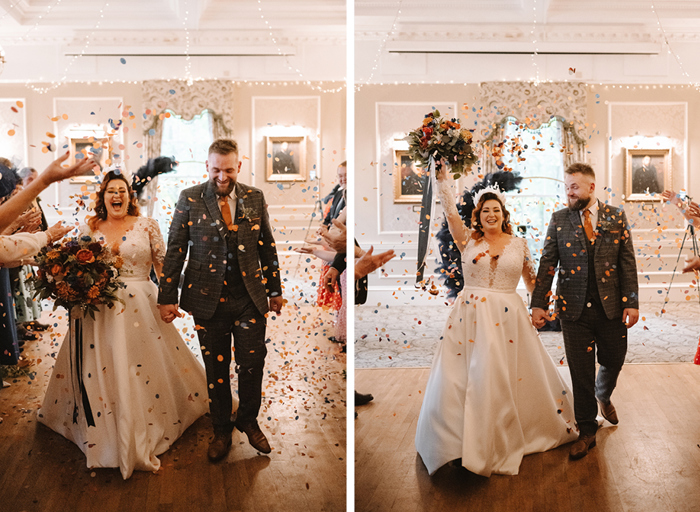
top-left (415, 287), bottom-right (578, 477)
top-left (38, 278), bottom-right (210, 479)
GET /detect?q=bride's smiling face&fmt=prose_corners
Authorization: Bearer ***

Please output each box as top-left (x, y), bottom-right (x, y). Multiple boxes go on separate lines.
top-left (104, 179), bottom-right (130, 220)
top-left (479, 199), bottom-right (504, 233)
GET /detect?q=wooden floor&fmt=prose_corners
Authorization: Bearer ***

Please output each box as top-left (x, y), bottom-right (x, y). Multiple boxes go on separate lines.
top-left (355, 364), bottom-right (700, 512)
top-left (0, 307), bottom-right (346, 512)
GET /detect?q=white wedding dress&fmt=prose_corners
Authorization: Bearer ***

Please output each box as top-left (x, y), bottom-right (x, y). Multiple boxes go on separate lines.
top-left (38, 217), bottom-right (211, 479)
top-left (415, 181), bottom-right (578, 477)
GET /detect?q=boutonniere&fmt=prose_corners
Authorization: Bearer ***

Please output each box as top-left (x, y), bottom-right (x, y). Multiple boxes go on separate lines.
top-left (597, 219), bottom-right (614, 233)
top-left (238, 205), bottom-right (258, 222)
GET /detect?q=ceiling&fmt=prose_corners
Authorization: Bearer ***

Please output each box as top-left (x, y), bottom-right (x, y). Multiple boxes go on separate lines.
top-left (0, 0), bottom-right (346, 83)
top-left (355, 0), bottom-right (700, 84)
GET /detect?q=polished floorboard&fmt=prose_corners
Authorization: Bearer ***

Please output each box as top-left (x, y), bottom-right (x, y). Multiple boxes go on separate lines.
top-left (0, 306), bottom-right (346, 512)
top-left (355, 364), bottom-right (700, 512)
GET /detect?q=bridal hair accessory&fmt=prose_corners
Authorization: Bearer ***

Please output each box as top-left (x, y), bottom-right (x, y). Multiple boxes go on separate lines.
top-left (472, 184), bottom-right (507, 206)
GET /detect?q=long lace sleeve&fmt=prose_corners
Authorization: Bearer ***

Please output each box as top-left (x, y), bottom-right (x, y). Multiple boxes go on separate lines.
top-left (0, 232), bottom-right (49, 267)
top-left (146, 217), bottom-right (166, 268)
top-left (436, 176), bottom-right (470, 252)
top-left (520, 237), bottom-right (537, 294)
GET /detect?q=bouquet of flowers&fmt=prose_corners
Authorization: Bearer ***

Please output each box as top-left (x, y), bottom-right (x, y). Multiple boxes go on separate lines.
top-left (406, 110), bottom-right (478, 179)
top-left (29, 235), bottom-right (125, 318)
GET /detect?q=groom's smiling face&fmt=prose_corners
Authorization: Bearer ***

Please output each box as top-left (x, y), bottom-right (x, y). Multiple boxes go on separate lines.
top-left (207, 151), bottom-right (241, 197)
top-left (565, 172), bottom-right (595, 211)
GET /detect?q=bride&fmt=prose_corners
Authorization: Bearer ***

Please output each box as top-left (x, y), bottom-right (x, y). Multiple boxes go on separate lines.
top-left (38, 170), bottom-right (213, 479)
top-left (415, 169), bottom-right (578, 477)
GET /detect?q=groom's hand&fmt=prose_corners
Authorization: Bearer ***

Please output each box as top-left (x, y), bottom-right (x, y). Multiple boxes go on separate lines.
top-left (530, 307), bottom-right (551, 329)
top-left (622, 308), bottom-right (639, 329)
top-left (158, 304), bottom-right (182, 324)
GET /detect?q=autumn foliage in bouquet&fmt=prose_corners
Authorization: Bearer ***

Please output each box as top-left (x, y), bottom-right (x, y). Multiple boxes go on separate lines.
top-left (29, 235), bottom-right (125, 318)
top-left (406, 110), bottom-right (478, 179)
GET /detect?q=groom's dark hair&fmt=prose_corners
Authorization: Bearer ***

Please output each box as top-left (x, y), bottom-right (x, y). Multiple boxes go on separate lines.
top-left (208, 139), bottom-right (238, 156)
top-left (565, 162), bottom-right (595, 180)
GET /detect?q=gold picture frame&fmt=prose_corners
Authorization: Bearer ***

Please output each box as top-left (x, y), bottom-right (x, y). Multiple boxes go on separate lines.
top-left (624, 148), bottom-right (671, 201)
top-left (69, 136), bottom-right (111, 183)
top-left (393, 150), bottom-right (425, 204)
top-left (265, 136), bottom-right (306, 182)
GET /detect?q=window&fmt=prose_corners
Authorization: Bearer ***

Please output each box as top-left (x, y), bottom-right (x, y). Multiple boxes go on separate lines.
top-left (499, 116), bottom-right (566, 261)
top-left (155, 109), bottom-right (214, 239)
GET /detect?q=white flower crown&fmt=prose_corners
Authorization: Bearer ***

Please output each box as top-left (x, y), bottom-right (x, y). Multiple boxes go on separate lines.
top-left (472, 184), bottom-right (507, 206)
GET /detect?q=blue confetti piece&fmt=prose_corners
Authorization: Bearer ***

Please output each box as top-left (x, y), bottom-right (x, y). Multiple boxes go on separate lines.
top-left (120, 57), bottom-right (126, 64)
top-left (169, 89), bottom-right (176, 94)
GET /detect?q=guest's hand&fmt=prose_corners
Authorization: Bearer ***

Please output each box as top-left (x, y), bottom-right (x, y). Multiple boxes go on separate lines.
top-left (324, 267), bottom-right (340, 294)
top-left (662, 189), bottom-right (681, 207)
top-left (321, 219), bottom-right (347, 253)
top-left (157, 304), bottom-right (182, 324)
top-left (39, 152), bottom-right (97, 186)
top-left (355, 246), bottom-right (395, 280)
top-left (295, 246), bottom-right (317, 256)
top-left (622, 308), bottom-right (639, 329)
top-left (530, 307), bottom-right (551, 329)
top-left (269, 296), bottom-right (284, 314)
top-left (16, 208), bottom-right (42, 234)
top-left (45, 222), bottom-right (72, 244)
top-left (683, 256), bottom-right (700, 273)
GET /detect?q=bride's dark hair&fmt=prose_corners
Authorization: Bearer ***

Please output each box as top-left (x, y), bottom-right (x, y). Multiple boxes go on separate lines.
top-left (87, 171), bottom-right (140, 230)
top-left (470, 192), bottom-right (513, 240)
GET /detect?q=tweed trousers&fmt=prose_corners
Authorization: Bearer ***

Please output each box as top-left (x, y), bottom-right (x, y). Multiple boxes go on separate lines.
top-left (560, 300), bottom-right (628, 436)
top-left (194, 290), bottom-right (267, 435)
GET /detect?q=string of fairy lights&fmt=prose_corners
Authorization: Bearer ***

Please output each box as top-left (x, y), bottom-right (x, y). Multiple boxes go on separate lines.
top-left (650, 3), bottom-right (700, 92)
top-left (355, 0), bottom-right (404, 91)
top-left (530, 0), bottom-right (541, 84)
top-left (26, 0), bottom-right (111, 94)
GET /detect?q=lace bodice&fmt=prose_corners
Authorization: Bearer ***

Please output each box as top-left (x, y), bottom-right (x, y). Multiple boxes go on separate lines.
top-left (436, 177), bottom-right (536, 292)
top-left (461, 237), bottom-right (535, 292)
top-left (81, 217), bottom-right (166, 280)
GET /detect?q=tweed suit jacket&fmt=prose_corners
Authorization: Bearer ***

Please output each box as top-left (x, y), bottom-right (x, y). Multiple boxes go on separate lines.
top-left (158, 180), bottom-right (282, 320)
top-left (531, 200), bottom-right (639, 322)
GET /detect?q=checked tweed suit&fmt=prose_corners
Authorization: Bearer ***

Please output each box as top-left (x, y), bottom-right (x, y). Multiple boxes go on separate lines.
top-left (531, 200), bottom-right (639, 435)
top-left (158, 180), bottom-right (282, 435)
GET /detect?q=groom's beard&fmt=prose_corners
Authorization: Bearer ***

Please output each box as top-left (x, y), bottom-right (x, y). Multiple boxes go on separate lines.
top-left (568, 195), bottom-right (590, 211)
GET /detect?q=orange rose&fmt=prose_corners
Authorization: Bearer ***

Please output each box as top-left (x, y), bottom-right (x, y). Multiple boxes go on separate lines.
top-left (50, 264), bottom-right (64, 276)
top-left (76, 249), bottom-right (95, 264)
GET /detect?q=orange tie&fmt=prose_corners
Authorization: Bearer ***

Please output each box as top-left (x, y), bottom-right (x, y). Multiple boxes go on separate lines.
top-left (582, 209), bottom-right (595, 243)
top-left (220, 197), bottom-right (234, 230)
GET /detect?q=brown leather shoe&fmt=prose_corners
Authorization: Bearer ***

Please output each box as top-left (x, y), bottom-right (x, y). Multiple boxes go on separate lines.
top-left (569, 434), bottom-right (596, 460)
top-left (207, 433), bottom-right (232, 462)
top-left (237, 422), bottom-right (271, 454)
top-left (597, 398), bottom-right (619, 425)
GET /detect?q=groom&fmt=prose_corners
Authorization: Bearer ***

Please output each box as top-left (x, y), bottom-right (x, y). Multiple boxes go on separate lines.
top-left (158, 138), bottom-right (283, 462)
top-left (531, 163), bottom-right (639, 460)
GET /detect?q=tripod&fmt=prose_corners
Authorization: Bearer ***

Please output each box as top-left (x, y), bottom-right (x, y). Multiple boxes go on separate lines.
top-left (660, 221), bottom-right (700, 316)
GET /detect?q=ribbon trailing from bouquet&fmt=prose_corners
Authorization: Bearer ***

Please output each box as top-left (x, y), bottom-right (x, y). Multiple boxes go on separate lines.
top-left (69, 312), bottom-right (95, 427)
top-left (416, 157), bottom-right (439, 285)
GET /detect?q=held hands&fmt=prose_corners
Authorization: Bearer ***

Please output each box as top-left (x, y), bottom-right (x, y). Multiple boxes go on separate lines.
top-left (158, 304), bottom-right (183, 324)
top-left (622, 308), bottom-right (639, 329)
top-left (269, 296), bottom-right (284, 314)
top-left (530, 307), bottom-right (553, 329)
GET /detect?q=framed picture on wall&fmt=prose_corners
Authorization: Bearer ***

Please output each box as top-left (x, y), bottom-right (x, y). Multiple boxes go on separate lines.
top-left (265, 136), bottom-right (306, 182)
top-left (69, 136), bottom-right (111, 182)
top-left (624, 148), bottom-right (671, 201)
top-left (393, 150), bottom-right (425, 203)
